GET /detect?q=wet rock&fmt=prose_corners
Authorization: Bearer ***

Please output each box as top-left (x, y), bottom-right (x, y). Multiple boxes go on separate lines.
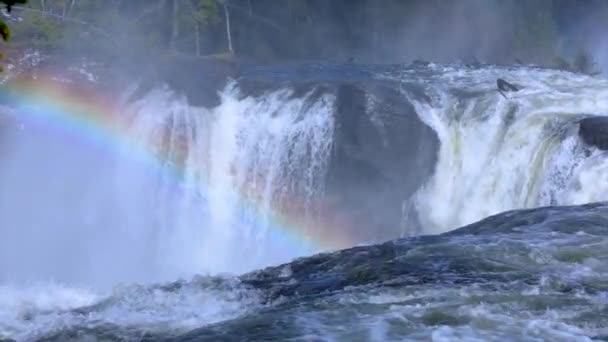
top-left (327, 81), bottom-right (438, 240)
top-left (236, 65), bottom-right (439, 241)
top-left (153, 55), bottom-right (240, 107)
top-left (579, 116), bottom-right (608, 150)
top-left (411, 59), bottom-right (430, 67)
top-left (497, 78), bottom-right (519, 92)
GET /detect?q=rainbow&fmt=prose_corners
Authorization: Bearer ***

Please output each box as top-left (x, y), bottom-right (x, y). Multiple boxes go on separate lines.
top-left (0, 73), bottom-right (358, 263)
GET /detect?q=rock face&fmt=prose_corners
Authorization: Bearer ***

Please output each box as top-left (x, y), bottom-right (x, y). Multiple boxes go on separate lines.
top-left (152, 55), bottom-right (239, 107)
top-left (237, 65), bottom-right (439, 242)
top-left (5, 57), bottom-right (438, 243)
top-left (579, 116), bottom-right (608, 150)
top-left (328, 82), bottom-right (437, 241)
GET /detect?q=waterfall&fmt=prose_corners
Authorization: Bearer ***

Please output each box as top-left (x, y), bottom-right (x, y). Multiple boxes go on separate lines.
top-left (0, 83), bottom-right (335, 287)
top-left (4, 63), bottom-right (608, 287)
top-left (407, 66), bottom-right (608, 234)
top-left (4, 63), bottom-right (608, 341)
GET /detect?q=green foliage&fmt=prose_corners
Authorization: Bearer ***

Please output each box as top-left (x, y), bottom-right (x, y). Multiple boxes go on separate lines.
top-left (11, 9), bottom-right (63, 50)
top-left (0, 20), bottom-right (9, 41)
top-left (0, 0), bottom-right (27, 71)
top-left (7, 0), bottom-right (223, 58)
top-left (191, 0), bottom-right (220, 26)
top-left (1, 0), bottom-right (605, 68)
top-left (1, 0), bottom-right (27, 14)
top-left (0, 0), bottom-right (28, 42)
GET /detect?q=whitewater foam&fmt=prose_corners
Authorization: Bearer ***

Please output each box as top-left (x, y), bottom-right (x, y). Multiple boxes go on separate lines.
top-left (0, 81), bottom-right (335, 289)
top-left (406, 66), bottom-right (608, 233)
top-left (0, 277), bottom-right (259, 341)
top-left (3, 63), bottom-right (608, 340)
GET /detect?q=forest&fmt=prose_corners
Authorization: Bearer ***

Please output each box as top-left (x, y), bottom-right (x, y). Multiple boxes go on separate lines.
top-left (2, 0), bottom-right (608, 72)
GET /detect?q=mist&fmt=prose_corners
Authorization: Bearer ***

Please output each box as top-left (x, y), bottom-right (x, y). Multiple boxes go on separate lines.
top-left (3, 1), bottom-right (608, 340)
top-left (6, 1), bottom-right (608, 71)
top-left (1, 0), bottom-right (608, 287)
top-left (0, 103), bottom-right (183, 288)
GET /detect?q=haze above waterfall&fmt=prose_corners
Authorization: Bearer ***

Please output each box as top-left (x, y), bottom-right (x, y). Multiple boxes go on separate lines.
top-left (0, 82), bottom-right (337, 287)
top-left (2, 63), bottom-right (608, 291)
top-left (2, 1), bottom-right (608, 341)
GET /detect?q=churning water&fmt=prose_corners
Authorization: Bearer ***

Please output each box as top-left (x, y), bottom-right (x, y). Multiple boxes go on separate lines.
top-left (406, 66), bottom-right (608, 233)
top-left (1, 63), bottom-right (608, 341)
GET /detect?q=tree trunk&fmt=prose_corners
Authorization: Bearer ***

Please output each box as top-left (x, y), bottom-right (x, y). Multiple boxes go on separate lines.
top-left (62, 0), bottom-right (67, 18)
top-left (195, 22), bottom-right (201, 57)
top-left (223, 1), bottom-right (233, 55)
top-left (169, 0), bottom-right (179, 50)
top-left (67, 0), bottom-right (77, 17)
top-left (247, 0), bottom-right (252, 16)
top-left (40, 0), bottom-right (45, 11)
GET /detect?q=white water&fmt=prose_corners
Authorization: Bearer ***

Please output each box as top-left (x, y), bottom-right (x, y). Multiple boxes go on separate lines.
top-left (4, 65), bottom-right (608, 340)
top-left (0, 277), bottom-right (262, 341)
top-left (0, 83), bottom-right (335, 339)
top-left (409, 66), bottom-right (608, 234)
top-left (0, 83), bottom-right (334, 286)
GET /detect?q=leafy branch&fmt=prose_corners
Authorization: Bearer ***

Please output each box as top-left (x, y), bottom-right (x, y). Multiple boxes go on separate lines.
top-left (0, 0), bottom-right (28, 41)
top-left (0, 0), bottom-right (27, 70)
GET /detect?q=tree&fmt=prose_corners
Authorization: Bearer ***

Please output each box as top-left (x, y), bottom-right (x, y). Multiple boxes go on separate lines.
top-left (169, 0), bottom-right (179, 50)
top-left (219, 0), bottom-right (232, 55)
top-left (0, 0), bottom-right (28, 41)
top-left (0, 0), bottom-right (28, 71)
top-left (1, 0), bottom-right (27, 12)
top-left (190, 0), bottom-right (219, 56)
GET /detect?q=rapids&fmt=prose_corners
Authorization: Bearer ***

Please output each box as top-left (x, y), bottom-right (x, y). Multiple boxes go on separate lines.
top-left (1, 62), bottom-right (608, 341)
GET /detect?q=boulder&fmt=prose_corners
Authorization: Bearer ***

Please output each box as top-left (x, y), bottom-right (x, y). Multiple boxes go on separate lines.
top-left (326, 81), bottom-right (438, 241)
top-left (154, 55), bottom-right (240, 107)
top-left (221, 64), bottom-right (441, 242)
top-left (579, 116), bottom-right (608, 150)
top-left (236, 69), bottom-right (439, 242)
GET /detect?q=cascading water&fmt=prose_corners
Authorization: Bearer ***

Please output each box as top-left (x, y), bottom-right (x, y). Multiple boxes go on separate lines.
top-left (0, 81), bottom-right (335, 288)
top-left (4, 63), bottom-right (608, 341)
top-left (5, 64), bottom-right (608, 285)
top-left (127, 83), bottom-right (335, 276)
top-left (205, 85), bottom-right (335, 271)
top-left (0, 78), bottom-right (336, 339)
top-left (407, 66), bottom-right (608, 234)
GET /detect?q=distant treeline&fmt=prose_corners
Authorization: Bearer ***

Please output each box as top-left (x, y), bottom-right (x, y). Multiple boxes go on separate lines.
top-left (6, 0), bottom-right (608, 71)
